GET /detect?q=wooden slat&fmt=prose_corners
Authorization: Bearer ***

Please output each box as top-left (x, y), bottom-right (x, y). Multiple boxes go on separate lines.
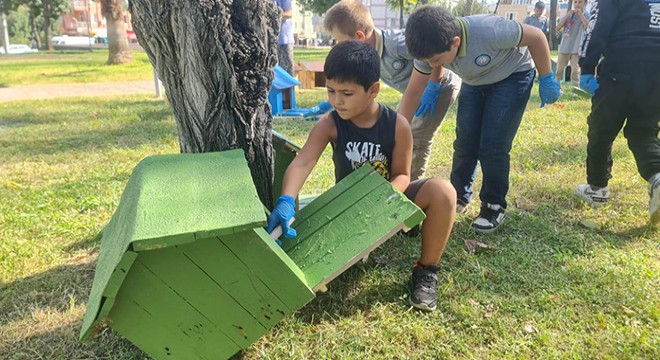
top-left (219, 230), bottom-right (315, 312)
top-left (109, 260), bottom-right (239, 359)
top-left (286, 182), bottom-right (425, 289)
top-left (176, 236), bottom-right (290, 327)
top-left (137, 246), bottom-right (269, 348)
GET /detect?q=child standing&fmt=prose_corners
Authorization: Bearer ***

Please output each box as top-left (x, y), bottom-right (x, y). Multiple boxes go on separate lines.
top-left (555, 0), bottom-right (590, 87)
top-left (266, 41), bottom-right (457, 311)
top-left (401, 6), bottom-right (561, 232)
top-left (523, 2), bottom-right (549, 36)
top-left (323, 0), bottom-right (462, 181)
top-left (576, 0), bottom-right (660, 223)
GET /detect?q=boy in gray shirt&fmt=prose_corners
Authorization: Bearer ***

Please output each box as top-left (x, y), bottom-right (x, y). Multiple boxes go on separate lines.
top-left (523, 2), bottom-right (549, 35)
top-left (324, 0), bottom-right (461, 180)
top-left (556, 0), bottom-right (590, 87)
top-left (402, 6), bottom-right (561, 232)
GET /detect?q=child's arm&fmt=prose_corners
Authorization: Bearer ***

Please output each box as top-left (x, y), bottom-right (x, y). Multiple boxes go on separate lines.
top-left (575, 8), bottom-right (589, 28)
top-left (519, 24), bottom-right (552, 76)
top-left (280, 115), bottom-right (336, 198)
top-left (556, 10), bottom-right (573, 31)
top-left (389, 114), bottom-right (413, 193)
top-left (398, 69), bottom-right (431, 124)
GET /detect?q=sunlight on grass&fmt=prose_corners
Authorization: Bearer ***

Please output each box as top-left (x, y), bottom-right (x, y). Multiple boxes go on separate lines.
top-left (0, 85), bottom-right (658, 359)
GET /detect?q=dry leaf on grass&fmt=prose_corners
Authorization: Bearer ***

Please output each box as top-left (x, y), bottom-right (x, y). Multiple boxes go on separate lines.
top-left (523, 321), bottom-right (538, 334)
top-left (580, 219), bottom-right (601, 230)
top-left (463, 239), bottom-right (497, 254)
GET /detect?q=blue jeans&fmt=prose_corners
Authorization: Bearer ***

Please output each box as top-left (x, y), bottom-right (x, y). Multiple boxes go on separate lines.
top-left (451, 69), bottom-right (536, 209)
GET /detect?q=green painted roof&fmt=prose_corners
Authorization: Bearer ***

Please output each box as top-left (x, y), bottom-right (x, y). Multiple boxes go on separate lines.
top-left (80, 150), bottom-right (266, 341)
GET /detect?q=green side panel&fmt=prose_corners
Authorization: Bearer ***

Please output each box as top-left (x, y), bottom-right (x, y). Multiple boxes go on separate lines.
top-left (293, 165), bottom-right (373, 221)
top-left (272, 130), bottom-right (300, 204)
top-left (219, 230), bottom-right (315, 312)
top-left (81, 150), bottom-right (266, 341)
top-left (281, 171), bottom-right (385, 252)
top-left (109, 260), bottom-right (240, 360)
top-left (137, 246), bottom-right (269, 348)
top-left (286, 182), bottom-right (425, 289)
top-left (181, 236), bottom-right (290, 326)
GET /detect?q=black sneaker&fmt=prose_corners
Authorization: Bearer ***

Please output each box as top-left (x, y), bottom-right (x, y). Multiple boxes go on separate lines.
top-left (472, 203), bottom-right (506, 233)
top-left (409, 264), bottom-right (440, 311)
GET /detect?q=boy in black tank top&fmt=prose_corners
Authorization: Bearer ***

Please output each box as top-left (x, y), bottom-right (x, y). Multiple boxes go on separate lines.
top-left (266, 41), bottom-right (457, 311)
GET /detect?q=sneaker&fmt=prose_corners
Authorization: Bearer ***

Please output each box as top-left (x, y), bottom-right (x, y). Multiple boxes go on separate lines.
top-left (576, 184), bottom-right (610, 207)
top-left (650, 173), bottom-right (660, 224)
top-left (456, 199), bottom-right (469, 215)
top-left (409, 263), bottom-right (439, 311)
top-left (472, 203), bottom-right (506, 233)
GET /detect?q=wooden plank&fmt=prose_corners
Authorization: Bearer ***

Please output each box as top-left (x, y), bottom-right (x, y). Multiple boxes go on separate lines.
top-left (137, 245), bottom-right (270, 348)
top-left (110, 260), bottom-right (240, 359)
top-left (287, 182), bottom-right (425, 289)
top-left (293, 166), bottom-right (374, 225)
top-left (219, 230), bottom-right (315, 312)
top-left (281, 170), bottom-right (385, 252)
top-left (165, 236), bottom-right (290, 328)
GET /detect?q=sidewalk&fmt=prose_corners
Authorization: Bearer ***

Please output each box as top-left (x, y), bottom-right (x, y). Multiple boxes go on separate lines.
top-left (0, 80), bottom-right (160, 103)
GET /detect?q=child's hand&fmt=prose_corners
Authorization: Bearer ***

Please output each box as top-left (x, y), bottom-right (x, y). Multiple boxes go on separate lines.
top-left (265, 195), bottom-right (297, 238)
top-left (567, 9), bottom-right (575, 17)
top-left (579, 75), bottom-right (600, 96)
top-left (538, 71), bottom-right (561, 108)
top-left (415, 81), bottom-right (442, 118)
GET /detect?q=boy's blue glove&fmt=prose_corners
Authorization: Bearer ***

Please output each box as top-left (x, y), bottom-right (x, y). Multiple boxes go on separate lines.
top-left (579, 75), bottom-right (600, 96)
top-left (538, 71), bottom-right (561, 108)
top-left (265, 195), bottom-right (297, 238)
top-left (414, 81), bottom-right (442, 118)
top-left (308, 100), bottom-right (333, 116)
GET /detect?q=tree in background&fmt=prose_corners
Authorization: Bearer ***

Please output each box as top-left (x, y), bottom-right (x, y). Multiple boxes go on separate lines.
top-left (297, 0), bottom-right (336, 14)
top-left (129, 0), bottom-right (279, 208)
top-left (40, 0), bottom-right (68, 50)
top-left (549, 0), bottom-right (557, 50)
top-left (100, 0), bottom-right (131, 64)
top-left (451, 0), bottom-right (489, 16)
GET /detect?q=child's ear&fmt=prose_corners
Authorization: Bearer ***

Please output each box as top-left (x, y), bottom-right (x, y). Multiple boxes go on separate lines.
top-left (355, 30), bottom-right (367, 40)
top-left (368, 82), bottom-right (380, 99)
top-left (452, 36), bottom-right (461, 49)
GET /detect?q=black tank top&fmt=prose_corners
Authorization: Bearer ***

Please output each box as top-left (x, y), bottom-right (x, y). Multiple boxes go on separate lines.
top-left (331, 104), bottom-right (397, 183)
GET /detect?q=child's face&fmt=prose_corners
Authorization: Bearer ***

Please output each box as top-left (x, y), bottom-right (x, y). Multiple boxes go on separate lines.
top-left (423, 36), bottom-right (461, 69)
top-left (574, 0), bottom-right (586, 10)
top-left (534, 7), bottom-right (544, 17)
top-left (326, 79), bottom-right (378, 120)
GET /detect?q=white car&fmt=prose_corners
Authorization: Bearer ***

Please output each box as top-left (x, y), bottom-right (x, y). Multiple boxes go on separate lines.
top-left (0, 44), bottom-right (39, 54)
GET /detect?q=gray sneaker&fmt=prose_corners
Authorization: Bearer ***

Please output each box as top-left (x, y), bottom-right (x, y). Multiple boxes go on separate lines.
top-left (576, 184), bottom-right (610, 207)
top-left (409, 264), bottom-right (440, 311)
top-left (650, 173), bottom-right (660, 224)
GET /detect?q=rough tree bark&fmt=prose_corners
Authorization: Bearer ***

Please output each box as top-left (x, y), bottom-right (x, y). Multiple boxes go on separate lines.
top-left (463, 0), bottom-right (474, 16)
top-left (129, 0), bottom-right (279, 209)
top-left (101, 0), bottom-right (132, 64)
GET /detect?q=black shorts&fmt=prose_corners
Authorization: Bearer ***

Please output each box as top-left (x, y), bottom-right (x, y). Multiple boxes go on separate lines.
top-left (404, 179), bottom-right (429, 202)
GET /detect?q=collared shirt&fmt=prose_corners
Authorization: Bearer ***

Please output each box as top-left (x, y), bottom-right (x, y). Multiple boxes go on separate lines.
top-left (414, 15), bottom-right (534, 86)
top-left (375, 28), bottom-right (458, 93)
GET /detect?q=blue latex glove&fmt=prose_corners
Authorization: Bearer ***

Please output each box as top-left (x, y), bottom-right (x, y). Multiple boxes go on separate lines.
top-left (265, 195), bottom-right (297, 238)
top-left (414, 81), bottom-right (442, 118)
top-left (538, 71), bottom-right (561, 108)
top-left (308, 100), bottom-right (333, 116)
top-left (579, 75), bottom-right (600, 96)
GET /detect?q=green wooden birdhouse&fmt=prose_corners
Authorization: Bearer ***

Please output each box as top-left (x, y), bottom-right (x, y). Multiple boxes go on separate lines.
top-left (80, 149), bottom-right (424, 359)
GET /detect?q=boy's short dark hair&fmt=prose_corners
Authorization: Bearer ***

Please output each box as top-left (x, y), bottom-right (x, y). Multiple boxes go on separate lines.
top-left (405, 6), bottom-right (461, 60)
top-left (535, 1), bottom-right (545, 10)
top-left (324, 40), bottom-right (380, 91)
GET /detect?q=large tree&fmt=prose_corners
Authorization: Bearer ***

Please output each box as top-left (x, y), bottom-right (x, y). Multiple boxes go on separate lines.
top-left (549, 0), bottom-right (558, 50)
top-left (101, 0), bottom-right (131, 64)
top-left (41, 0), bottom-right (68, 50)
top-left (129, 0), bottom-right (279, 208)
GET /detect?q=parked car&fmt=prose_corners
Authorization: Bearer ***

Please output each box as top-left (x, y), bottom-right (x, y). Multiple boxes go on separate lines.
top-left (0, 44), bottom-right (38, 54)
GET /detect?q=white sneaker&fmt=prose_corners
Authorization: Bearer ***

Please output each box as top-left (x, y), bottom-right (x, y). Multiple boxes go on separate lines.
top-left (649, 173), bottom-right (660, 224)
top-left (576, 184), bottom-right (610, 208)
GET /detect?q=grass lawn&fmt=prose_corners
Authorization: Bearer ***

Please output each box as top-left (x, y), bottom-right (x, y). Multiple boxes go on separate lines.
top-left (0, 84), bottom-right (658, 359)
top-left (0, 48), bottom-right (330, 88)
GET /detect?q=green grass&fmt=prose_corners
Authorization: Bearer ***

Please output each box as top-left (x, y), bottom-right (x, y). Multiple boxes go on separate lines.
top-left (0, 49), bottom-right (330, 88)
top-left (0, 85), bottom-right (658, 359)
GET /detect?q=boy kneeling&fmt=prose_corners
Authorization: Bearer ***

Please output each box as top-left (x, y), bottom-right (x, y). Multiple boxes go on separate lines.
top-left (267, 41), bottom-right (456, 311)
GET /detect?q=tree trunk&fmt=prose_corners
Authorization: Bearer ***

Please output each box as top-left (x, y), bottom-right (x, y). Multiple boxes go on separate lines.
top-left (30, 14), bottom-right (42, 50)
top-left (129, 0), bottom-right (279, 209)
top-left (549, 0), bottom-right (558, 50)
top-left (43, 0), bottom-right (53, 51)
top-left (101, 0), bottom-right (132, 64)
top-left (464, 0), bottom-right (474, 16)
top-left (399, 0), bottom-right (404, 29)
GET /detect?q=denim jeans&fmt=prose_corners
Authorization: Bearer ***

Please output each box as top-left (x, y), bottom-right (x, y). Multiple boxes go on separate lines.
top-left (451, 69), bottom-right (536, 209)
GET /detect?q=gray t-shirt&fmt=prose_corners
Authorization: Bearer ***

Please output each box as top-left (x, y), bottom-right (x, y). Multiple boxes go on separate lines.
top-left (559, 10), bottom-right (589, 54)
top-left (414, 15), bottom-right (534, 86)
top-left (376, 28), bottom-right (458, 93)
top-left (523, 15), bottom-right (548, 33)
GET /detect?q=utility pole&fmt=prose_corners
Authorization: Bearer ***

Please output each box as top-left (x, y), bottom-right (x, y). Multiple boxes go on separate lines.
top-left (1, 13), bottom-right (9, 54)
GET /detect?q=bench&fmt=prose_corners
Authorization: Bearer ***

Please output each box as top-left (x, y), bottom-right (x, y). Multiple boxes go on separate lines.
top-left (80, 146), bottom-right (424, 359)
